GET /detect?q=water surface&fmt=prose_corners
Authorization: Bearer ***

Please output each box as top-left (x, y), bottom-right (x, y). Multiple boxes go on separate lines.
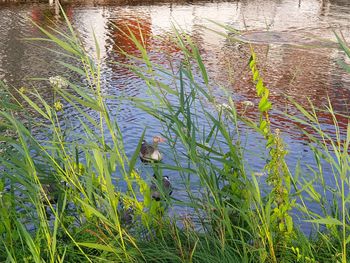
top-left (0, 0), bottom-right (349, 206)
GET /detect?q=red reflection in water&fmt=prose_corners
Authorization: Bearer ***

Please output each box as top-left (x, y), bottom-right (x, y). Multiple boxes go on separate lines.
top-left (108, 14), bottom-right (152, 56)
top-left (105, 12), bottom-right (183, 88)
top-left (104, 12), bottom-right (153, 86)
top-left (30, 5), bottom-right (73, 30)
top-left (214, 41), bottom-right (350, 143)
top-left (25, 3), bottom-right (350, 147)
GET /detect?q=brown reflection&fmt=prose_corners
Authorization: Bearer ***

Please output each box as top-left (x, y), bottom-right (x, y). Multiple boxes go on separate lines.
top-left (103, 10), bottom-right (153, 90)
top-left (30, 4), bottom-right (74, 27)
top-left (216, 40), bottom-right (350, 142)
top-left (106, 13), bottom-right (182, 61)
top-left (107, 12), bottom-right (152, 56)
top-left (1, 0), bottom-right (349, 146)
top-left (104, 9), bottom-right (183, 88)
top-left (329, 0), bottom-right (350, 6)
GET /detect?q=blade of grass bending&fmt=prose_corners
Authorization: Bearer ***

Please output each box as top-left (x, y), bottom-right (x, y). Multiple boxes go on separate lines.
top-left (32, 22), bottom-right (81, 57)
top-left (129, 129), bottom-right (146, 175)
top-left (16, 222), bottom-right (41, 263)
top-left (58, 61), bottom-right (86, 76)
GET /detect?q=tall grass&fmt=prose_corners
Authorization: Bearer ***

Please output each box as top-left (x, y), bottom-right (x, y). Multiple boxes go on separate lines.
top-left (0, 8), bottom-right (349, 263)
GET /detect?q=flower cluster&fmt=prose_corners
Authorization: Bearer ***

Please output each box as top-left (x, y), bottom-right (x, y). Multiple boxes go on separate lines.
top-left (54, 100), bottom-right (63, 112)
top-left (19, 87), bottom-right (26, 94)
top-left (242, 100), bottom-right (254, 107)
top-left (215, 102), bottom-right (233, 112)
top-left (49, 76), bottom-right (68, 89)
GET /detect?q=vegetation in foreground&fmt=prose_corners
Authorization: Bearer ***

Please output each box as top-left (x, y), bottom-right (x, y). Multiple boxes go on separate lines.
top-left (0, 11), bottom-right (350, 263)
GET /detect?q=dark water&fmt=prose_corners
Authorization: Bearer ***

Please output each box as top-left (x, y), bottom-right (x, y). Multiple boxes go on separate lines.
top-left (0, 0), bottom-right (350, 215)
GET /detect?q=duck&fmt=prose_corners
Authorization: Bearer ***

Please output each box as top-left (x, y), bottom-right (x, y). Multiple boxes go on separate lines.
top-left (139, 136), bottom-right (166, 162)
top-left (150, 174), bottom-right (173, 201)
top-left (41, 180), bottom-right (68, 205)
top-left (41, 183), bottom-right (60, 204)
top-left (120, 207), bottom-right (134, 226)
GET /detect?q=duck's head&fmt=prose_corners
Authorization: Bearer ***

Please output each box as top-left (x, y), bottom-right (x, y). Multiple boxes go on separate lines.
top-left (151, 174), bottom-right (172, 199)
top-left (153, 136), bottom-right (166, 143)
top-left (153, 174), bottom-right (169, 178)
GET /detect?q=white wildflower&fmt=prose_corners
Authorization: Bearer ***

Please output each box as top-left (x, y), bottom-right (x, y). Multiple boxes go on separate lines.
top-left (49, 76), bottom-right (68, 89)
top-left (216, 102), bottom-right (233, 112)
top-left (242, 100), bottom-right (254, 107)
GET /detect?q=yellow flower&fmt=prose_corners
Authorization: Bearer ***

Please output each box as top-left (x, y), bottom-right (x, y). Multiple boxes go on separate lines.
top-left (73, 162), bottom-right (85, 176)
top-left (54, 100), bottom-right (63, 112)
top-left (19, 87), bottom-right (26, 94)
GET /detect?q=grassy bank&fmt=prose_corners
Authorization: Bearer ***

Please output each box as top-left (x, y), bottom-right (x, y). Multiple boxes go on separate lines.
top-left (0, 11), bottom-right (349, 263)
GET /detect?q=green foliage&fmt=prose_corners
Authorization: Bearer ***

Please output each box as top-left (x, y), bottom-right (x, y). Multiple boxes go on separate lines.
top-left (248, 47), bottom-right (295, 261)
top-left (0, 8), bottom-right (349, 263)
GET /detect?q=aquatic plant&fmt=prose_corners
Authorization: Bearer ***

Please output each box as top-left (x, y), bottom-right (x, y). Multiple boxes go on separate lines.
top-left (247, 48), bottom-right (294, 262)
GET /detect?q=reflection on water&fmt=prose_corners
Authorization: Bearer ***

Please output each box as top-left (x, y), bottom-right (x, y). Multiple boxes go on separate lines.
top-left (0, 0), bottom-right (349, 180)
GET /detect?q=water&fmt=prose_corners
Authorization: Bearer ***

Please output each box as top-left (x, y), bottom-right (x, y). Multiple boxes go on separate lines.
top-left (0, 0), bottom-right (349, 219)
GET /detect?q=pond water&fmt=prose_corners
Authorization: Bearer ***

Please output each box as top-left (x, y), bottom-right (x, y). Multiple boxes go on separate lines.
top-left (0, 0), bottom-right (350, 218)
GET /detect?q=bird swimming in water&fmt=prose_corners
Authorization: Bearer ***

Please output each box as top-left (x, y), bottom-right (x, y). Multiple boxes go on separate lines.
top-left (139, 136), bottom-right (166, 162)
top-left (150, 174), bottom-right (173, 201)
